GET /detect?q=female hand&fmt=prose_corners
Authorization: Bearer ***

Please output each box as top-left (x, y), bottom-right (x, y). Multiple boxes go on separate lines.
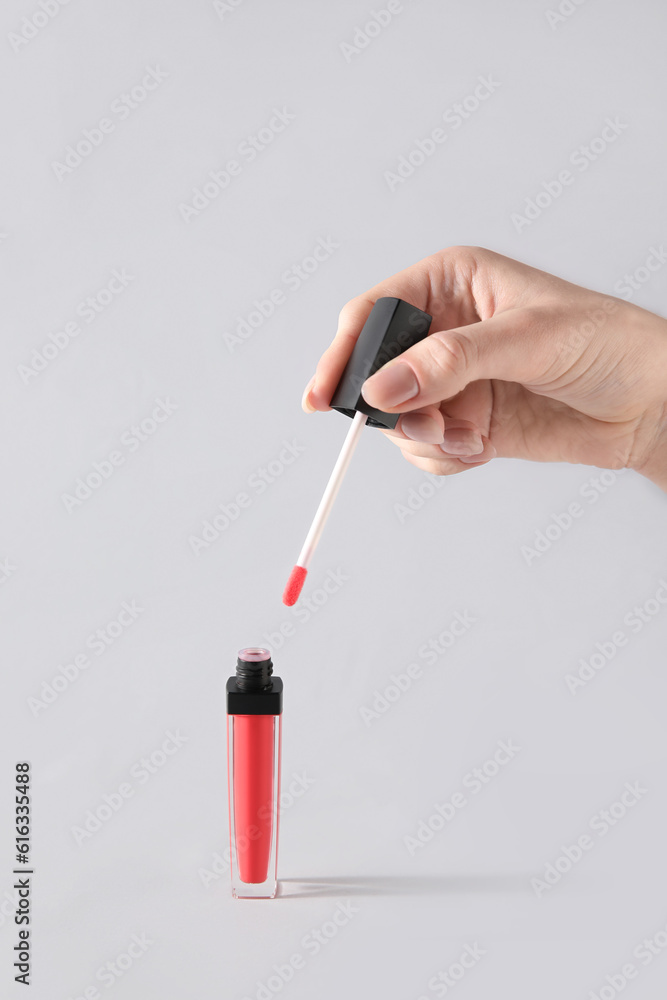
top-left (302, 247), bottom-right (667, 491)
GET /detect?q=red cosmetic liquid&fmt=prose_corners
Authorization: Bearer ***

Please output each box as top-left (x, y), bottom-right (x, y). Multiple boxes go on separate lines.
top-left (227, 648), bottom-right (283, 899)
top-left (232, 715), bottom-right (275, 883)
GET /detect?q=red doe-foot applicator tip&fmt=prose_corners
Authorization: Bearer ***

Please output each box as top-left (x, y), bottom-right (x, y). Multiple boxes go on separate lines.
top-left (283, 565), bottom-right (307, 607)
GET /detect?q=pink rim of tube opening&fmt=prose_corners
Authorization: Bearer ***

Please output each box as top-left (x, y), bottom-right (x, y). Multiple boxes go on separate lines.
top-left (238, 647), bottom-right (271, 662)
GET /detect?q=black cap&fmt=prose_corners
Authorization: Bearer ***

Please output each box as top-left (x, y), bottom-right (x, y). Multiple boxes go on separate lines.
top-left (226, 647), bottom-right (283, 715)
top-left (329, 297), bottom-right (432, 429)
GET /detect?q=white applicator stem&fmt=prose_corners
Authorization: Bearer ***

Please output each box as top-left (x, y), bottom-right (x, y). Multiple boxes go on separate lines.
top-left (296, 410), bottom-right (368, 570)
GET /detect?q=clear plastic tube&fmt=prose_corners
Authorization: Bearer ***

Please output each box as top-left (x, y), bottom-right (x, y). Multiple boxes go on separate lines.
top-left (226, 648), bottom-right (282, 899)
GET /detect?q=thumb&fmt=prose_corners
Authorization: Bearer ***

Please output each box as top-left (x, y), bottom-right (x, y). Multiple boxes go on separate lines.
top-left (361, 307), bottom-right (560, 411)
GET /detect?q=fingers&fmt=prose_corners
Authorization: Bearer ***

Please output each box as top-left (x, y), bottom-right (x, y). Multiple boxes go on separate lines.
top-left (361, 309), bottom-right (545, 413)
top-left (437, 379), bottom-right (494, 454)
top-left (390, 382), bottom-right (496, 468)
top-left (382, 414), bottom-right (496, 474)
top-left (455, 436), bottom-right (497, 465)
top-left (302, 250), bottom-right (473, 413)
top-left (307, 294), bottom-right (377, 411)
top-left (302, 247), bottom-right (582, 415)
top-left (398, 405), bottom-right (444, 444)
top-left (440, 423), bottom-right (484, 456)
top-left (385, 405), bottom-right (487, 451)
top-left (388, 435), bottom-right (496, 476)
top-left (301, 375), bottom-right (317, 413)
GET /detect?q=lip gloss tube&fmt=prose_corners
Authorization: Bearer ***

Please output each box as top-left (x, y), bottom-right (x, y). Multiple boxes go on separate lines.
top-left (226, 647), bottom-right (283, 899)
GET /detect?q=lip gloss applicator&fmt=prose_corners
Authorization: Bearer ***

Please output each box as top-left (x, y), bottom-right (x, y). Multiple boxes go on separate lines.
top-left (282, 409), bottom-right (368, 606)
top-left (282, 297), bottom-right (432, 607)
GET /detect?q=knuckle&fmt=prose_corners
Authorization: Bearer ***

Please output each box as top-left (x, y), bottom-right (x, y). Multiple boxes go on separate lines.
top-left (337, 294), bottom-right (372, 330)
top-left (438, 245), bottom-right (495, 267)
top-left (337, 301), bottom-right (354, 327)
top-left (426, 329), bottom-right (475, 381)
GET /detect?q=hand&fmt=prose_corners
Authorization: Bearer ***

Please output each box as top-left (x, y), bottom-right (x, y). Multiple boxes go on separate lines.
top-left (302, 247), bottom-right (667, 491)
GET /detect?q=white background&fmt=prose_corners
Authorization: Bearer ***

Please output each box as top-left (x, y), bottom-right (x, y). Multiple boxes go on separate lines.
top-left (1, 0), bottom-right (667, 998)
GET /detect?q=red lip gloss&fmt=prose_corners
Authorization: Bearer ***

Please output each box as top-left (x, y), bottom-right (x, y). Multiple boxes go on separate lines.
top-left (226, 648), bottom-right (283, 899)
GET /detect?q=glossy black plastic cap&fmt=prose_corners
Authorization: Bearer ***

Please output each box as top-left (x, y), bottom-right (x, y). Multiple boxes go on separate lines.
top-left (329, 297), bottom-right (432, 429)
top-left (226, 647), bottom-right (283, 715)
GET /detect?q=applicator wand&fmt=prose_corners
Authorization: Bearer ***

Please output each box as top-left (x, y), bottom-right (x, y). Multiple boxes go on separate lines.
top-left (282, 297), bottom-right (432, 606)
top-left (283, 410), bottom-right (368, 606)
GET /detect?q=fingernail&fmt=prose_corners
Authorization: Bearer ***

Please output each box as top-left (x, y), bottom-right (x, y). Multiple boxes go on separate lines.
top-left (440, 429), bottom-right (484, 456)
top-left (362, 362), bottom-right (418, 409)
top-left (400, 413), bottom-right (444, 444)
top-left (459, 443), bottom-right (497, 464)
top-left (301, 376), bottom-right (316, 413)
